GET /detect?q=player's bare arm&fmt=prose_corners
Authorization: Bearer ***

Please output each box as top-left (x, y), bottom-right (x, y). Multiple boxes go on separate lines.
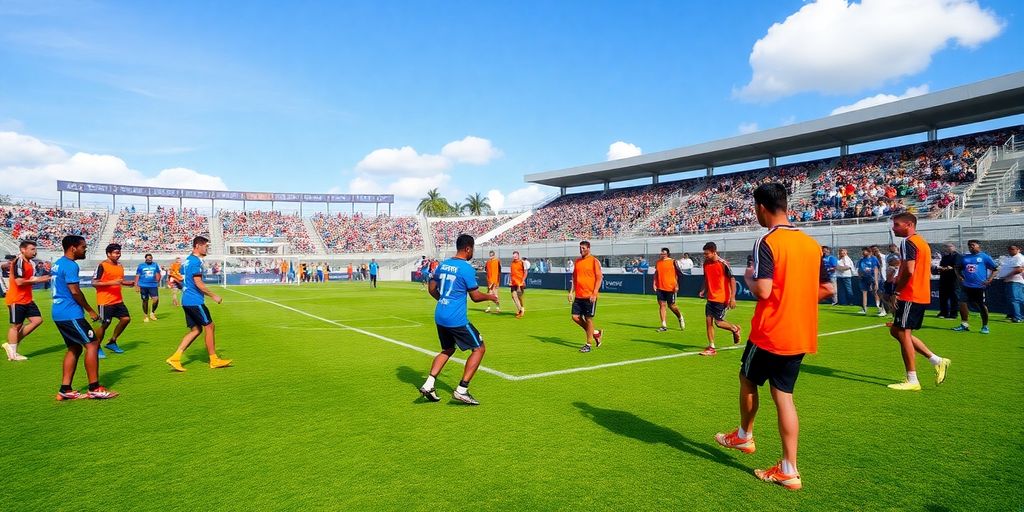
top-left (193, 275), bottom-right (222, 304)
top-left (68, 282), bottom-right (99, 322)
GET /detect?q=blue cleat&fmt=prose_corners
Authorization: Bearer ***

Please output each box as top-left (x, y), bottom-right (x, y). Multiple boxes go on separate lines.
top-left (105, 342), bottom-right (125, 354)
top-left (951, 325), bottom-right (969, 332)
top-left (97, 348), bottom-right (107, 359)
top-left (980, 325), bottom-right (990, 334)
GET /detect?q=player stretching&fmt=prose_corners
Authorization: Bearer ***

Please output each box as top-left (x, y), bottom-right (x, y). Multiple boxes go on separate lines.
top-left (484, 250), bottom-right (502, 314)
top-left (652, 247), bottom-right (684, 332)
top-left (698, 242), bottom-right (740, 356)
top-left (419, 234), bottom-right (499, 405)
top-left (4, 240), bottom-right (51, 361)
top-left (571, 241), bottom-right (603, 353)
top-left (510, 251), bottom-right (527, 318)
top-left (165, 236), bottom-right (231, 372)
top-left (135, 253), bottom-right (162, 321)
top-left (167, 257), bottom-right (184, 306)
top-left (888, 213), bottom-right (951, 391)
top-left (53, 236), bottom-right (118, 400)
top-left (714, 183), bottom-right (832, 490)
top-left (93, 244), bottom-right (131, 358)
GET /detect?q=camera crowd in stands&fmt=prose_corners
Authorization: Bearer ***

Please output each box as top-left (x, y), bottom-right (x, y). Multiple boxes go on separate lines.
top-left (0, 205), bottom-right (106, 250)
top-left (221, 210), bottom-right (315, 253)
top-left (312, 213), bottom-right (423, 253)
top-left (430, 216), bottom-right (512, 248)
top-left (112, 206), bottom-right (209, 252)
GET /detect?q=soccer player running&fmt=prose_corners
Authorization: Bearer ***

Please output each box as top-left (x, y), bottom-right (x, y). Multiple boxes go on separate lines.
top-left (4, 240), bottom-right (51, 361)
top-left (167, 257), bottom-right (184, 306)
top-left (952, 239), bottom-right (998, 334)
top-left (714, 183), bottom-right (833, 490)
top-left (571, 241), bottom-right (604, 353)
top-left (165, 236), bottom-right (231, 372)
top-left (419, 234), bottom-right (499, 405)
top-left (510, 251), bottom-right (527, 318)
top-left (887, 212), bottom-right (951, 391)
top-left (135, 253), bottom-right (162, 322)
top-left (93, 244), bottom-right (131, 358)
top-left (698, 242), bottom-right (740, 356)
top-left (857, 247), bottom-right (882, 316)
top-left (52, 235), bottom-right (118, 400)
top-left (652, 247), bottom-right (684, 332)
top-left (485, 250), bottom-right (502, 314)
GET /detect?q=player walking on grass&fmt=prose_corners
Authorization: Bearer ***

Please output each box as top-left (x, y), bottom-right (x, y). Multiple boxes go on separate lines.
top-left (714, 183), bottom-right (833, 490)
top-left (4, 240), bottom-right (50, 362)
top-left (92, 244), bottom-right (131, 358)
top-left (952, 239), bottom-right (998, 334)
top-left (887, 212), bottom-right (951, 391)
top-left (485, 251), bottom-right (502, 314)
top-left (167, 257), bottom-right (183, 306)
top-left (857, 247), bottom-right (883, 316)
top-left (165, 236), bottom-right (231, 372)
top-left (571, 240), bottom-right (603, 353)
top-left (53, 235), bottom-right (118, 401)
top-left (653, 247), bottom-right (684, 332)
top-left (135, 253), bottom-right (161, 321)
top-left (419, 234), bottom-right (499, 405)
top-left (698, 242), bottom-right (740, 356)
top-left (510, 251), bottom-right (527, 318)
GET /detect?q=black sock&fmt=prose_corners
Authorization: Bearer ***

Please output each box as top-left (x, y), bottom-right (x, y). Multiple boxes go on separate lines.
top-left (152, 302), bottom-right (159, 313)
top-left (88, 382), bottom-right (100, 391)
top-left (59, 384), bottom-right (72, 393)
top-left (459, 380), bottom-right (470, 388)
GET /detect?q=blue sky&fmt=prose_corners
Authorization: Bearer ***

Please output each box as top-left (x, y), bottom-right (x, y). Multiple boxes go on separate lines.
top-left (1, 0), bottom-right (1021, 214)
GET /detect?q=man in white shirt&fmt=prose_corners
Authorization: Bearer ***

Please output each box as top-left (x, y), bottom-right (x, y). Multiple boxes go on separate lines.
top-left (835, 248), bottom-right (855, 306)
top-left (999, 244), bottom-right (1024, 322)
top-left (676, 253), bottom-right (695, 275)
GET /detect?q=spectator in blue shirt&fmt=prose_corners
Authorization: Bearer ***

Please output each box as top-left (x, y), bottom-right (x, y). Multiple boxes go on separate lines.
top-left (953, 239), bottom-right (999, 334)
top-left (822, 246), bottom-right (839, 305)
top-left (857, 247), bottom-right (881, 315)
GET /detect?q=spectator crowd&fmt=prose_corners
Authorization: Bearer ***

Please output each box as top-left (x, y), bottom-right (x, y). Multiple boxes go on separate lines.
top-left (1, 205), bottom-right (107, 250)
top-left (312, 213), bottom-right (424, 253)
top-left (113, 206), bottom-right (209, 252)
top-left (221, 210), bottom-right (316, 253)
top-left (430, 216), bottom-right (512, 248)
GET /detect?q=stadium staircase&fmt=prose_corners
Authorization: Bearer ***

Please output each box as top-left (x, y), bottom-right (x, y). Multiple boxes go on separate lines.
top-left (959, 150), bottom-right (1024, 216)
top-left (208, 214), bottom-right (224, 255)
top-left (625, 190), bottom-right (689, 237)
top-left (301, 217), bottom-right (328, 255)
top-left (0, 230), bottom-right (18, 256)
top-left (96, 211), bottom-right (119, 250)
top-left (417, 216), bottom-right (435, 256)
top-left (475, 210), bottom-right (533, 244)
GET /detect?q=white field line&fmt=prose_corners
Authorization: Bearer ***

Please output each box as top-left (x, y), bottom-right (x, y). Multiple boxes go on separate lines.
top-left (224, 288), bottom-right (518, 381)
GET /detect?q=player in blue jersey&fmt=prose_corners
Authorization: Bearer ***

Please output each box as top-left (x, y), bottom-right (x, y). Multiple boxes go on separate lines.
top-left (134, 253), bottom-right (162, 322)
top-left (52, 235), bottom-right (118, 400)
top-left (369, 259), bottom-right (379, 288)
top-left (953, 239), bottom-right (999, 334)
top-left (857, 247), bottom-right (882, 315)
top-left (419, 234), bottom-right (499, 405)
top-left (165, 236), bottom-right (231, 371)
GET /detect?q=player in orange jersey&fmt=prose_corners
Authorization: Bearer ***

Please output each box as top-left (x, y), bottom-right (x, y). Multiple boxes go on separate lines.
top-left (652, 247), bottom-right (684, 332)
top-left (484, 251), bottom-right (502, 314)
top-left (698, 242), bottom-right (741, 356)
top-left (887, 212), bottom-right (951, 391)
top-left (509, 251), bottom-right (527, 317)
top-left (93, 244), bottom-right (131, 357)
top-left (570, 241), bottom-right (603, 353)
top-left (714, 183), bottom-right (834, 491)
top-left (4, 240), bottom-right (51, 361)
top-left (167, 257), bottom-right (184, 306)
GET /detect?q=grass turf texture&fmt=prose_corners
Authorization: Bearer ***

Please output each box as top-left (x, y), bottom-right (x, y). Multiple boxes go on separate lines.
top-left (1, 282), bottom-right (1021, 511)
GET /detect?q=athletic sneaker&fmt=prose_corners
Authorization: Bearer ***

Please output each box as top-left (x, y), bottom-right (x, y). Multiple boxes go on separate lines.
top-left (452, 390), bottom-right (479, 405)
top-left (419, 387), bottom-right (440, 402)
top-left (860, 309), bottom-right (867, 315)
top-left (105, 342), bottom-right (125, 354)
top-left (980, 326), bottom-right (990, 334)
top-left (209, 357), bottom-right (233, 369)
top-left (149, 313), bottom-right (158, 321)
top-left (10, 354), bottom-right (27, 361)
top-left (485, 307), bottom-right (491, 313)
top-left (656, 326), bottom-right (668, 333)
top-left (143, 316), bottom-right (150, 323)
top-left (166, 357), bottom-right (186, 372)
top-left (700, 347), bottom-right (718, 356)
top-left (877, 309), bottom-right (887, 317)
top-left (679, 317), bottom-right (685, 330)
top-left (87, 387), bottom-right (119, 400)
top-left (97, 348), bottom-right (107, 359)
top-left (754, 462), bottom-right (802, 490)
top-left (731, 326), bottom-right (742, 345)
top-left (56, 390), bottom-right (85, 401)
top-left (2, 343), bottom-right (14, 360)
top-left (935, 358), bottom-right (951, 385)
top-left (594, 329), bottom-right (603, 348)
top-left (952, 325), bottom-right (969, 332)
top-left (579, 344), bottom-right (592, 353)
top-left (714, 429), bottom-right (756, 454)
top-left (887, 381), bottom-right (922, 391)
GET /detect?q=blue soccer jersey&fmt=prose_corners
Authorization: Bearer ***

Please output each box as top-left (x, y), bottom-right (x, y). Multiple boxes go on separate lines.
top-left (823, 255), bottom-right (838, 277)
top-left (369, 262), bottom-right (379, 276)
top-left (136, 262), bottom-right (161, 287)
top-left (51, 256), bottom-right (84, 321)
top-left (858, 256), bottom-right (879, 279)
top-left (181, 254), bottom-right (205, 306)
top-left (959, 252), bottom-right (997, 289)
top-left (432, 257), bottom-right (478, 328)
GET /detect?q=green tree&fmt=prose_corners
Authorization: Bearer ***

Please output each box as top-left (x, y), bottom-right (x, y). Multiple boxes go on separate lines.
top-left (448, 201), bottom-right (465, 216)
top-left (464, 192), bottom-right (491, 216)
top-left (417, 188), bottom-right (451, 217)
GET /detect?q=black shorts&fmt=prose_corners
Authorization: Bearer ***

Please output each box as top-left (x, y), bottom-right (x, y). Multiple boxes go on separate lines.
top-left (510, 285), bottom-right (524, 293)
top-left (55, 318), bottom-right (97, 348)
top-left (705, 301), bottom-right (728, 321)
top-left (893, 300), bottom-right (927, 330)
top-left (183, 305), bottom-right (213, 328)
top-left (739, 341), bottom-right (804, 394)
top-left (170, 280), bottom-right (183, 290)
top-left (437, 323), bottom-right (484, 351)
top-left (8, 302), bottom-right (41, 324)
top-left (860, 278), bottom-right (877, 293)
top-left (656, 290), bottom-right (676, 305)
top-left (140, 286), bottom-right (159, 300)
top-left (571, 298), bottom-right (597, 318)
top-left (882, 282), bottom-right (896, 296)
top-left (957, 286), bottom-right (985, 304)
top-left (98, 303), bottom-right (131, 324)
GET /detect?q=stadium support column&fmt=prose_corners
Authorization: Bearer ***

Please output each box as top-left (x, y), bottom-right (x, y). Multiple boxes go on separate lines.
top-left (147, 196), bottom-right (150, 213)
top-left (112, 193), bottom-right (116, 211)
top-left (603, 180), bottom-right (610, 192)
top-left (651, 173), bottom-right (659, 185)
top-left (559, 187), bottom-right (566, 196)
top-left (769, 156), bottom-right (777, 168)
top-left (60, 190), bottom-right (63, 209)
top-left (928, 128), bottom-right (937, 142)
top-left (706, 166), bottom-right (713, 178)
top-left (840, 144), bottom-right (849, 157)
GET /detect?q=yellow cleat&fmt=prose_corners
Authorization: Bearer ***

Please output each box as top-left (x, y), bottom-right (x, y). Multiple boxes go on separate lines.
top-left (165, 358), bottom-right (186, 372)
top-left (887, 381), bottom-right (921, 391)
top-left (935, 358), bottom-right (951, 385)
top-left (209, 358), bottom-right (232, 369)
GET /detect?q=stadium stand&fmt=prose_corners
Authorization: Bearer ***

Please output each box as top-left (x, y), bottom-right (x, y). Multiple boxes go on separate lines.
top-left (0, 205), bottom-right (107, 250)
top-left (430, 216), bottom-right (513, 249)
top-left (312, 213), bottom-right (424, 253)
top-left (112, 207), bottom-right (209, 252)
top-left (220, 210), bottom-right (316, 253)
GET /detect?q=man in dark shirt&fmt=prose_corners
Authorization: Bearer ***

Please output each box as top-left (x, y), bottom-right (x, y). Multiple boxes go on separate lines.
top-left (933, 243), bottom-right (960, 319)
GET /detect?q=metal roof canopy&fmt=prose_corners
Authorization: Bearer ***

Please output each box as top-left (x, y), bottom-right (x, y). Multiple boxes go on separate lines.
top-left (526, 71), bottom-right (1024, 189)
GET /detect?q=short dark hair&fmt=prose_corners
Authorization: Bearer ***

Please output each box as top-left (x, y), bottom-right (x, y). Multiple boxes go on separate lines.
top-left (753, 183), bottom-right (788, 213)
top-left (703, 242), bottom-right (717, 251)
top-left (193, 236), bottom-right (210, 247)
top-left (19, 240), bottom-right (36, 249)
top-left (861, 246), bottom-right (870, 252)
top-left (1010, 244), bottom-right (1020, 250)
top-left (869, 245), bottom-right (879, 250)
top-left (968, 239), bottom-right (981, 246)
top-left (579, 240), bottom-right (591, 248)
top-left (145, 253), bottom-right (153, 258)
top-left (61, 235), bottom-right (85, 251)
top-left (456, 234), bottom-right (474, 251)
top-left (105, 243), bottom-right (121, 254)
top-left (892, 212), bottom-right (917, 225)
top-left (660, 247), bottom-right (670, 256)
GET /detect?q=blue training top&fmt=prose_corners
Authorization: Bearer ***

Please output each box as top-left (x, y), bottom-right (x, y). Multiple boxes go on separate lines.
top-left (432, 257), bottom-right (478, 328)
top-left (136, 262), bottom-right (161, 287)
top-left (51, 256), bottom-right (84, 321)
top-left (181, 254), bottom-right (206, 306)
top-left (959, 252), bottom-right (997, 289)
top-left (857, 256), bottom-right (879, 279)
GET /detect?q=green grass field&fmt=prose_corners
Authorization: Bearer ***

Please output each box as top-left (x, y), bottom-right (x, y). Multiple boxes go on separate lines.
top-left (1, 281), bottom-right (1021, 511)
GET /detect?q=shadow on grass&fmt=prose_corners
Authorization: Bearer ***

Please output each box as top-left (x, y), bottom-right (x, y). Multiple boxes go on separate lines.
top-left (24, 343), bottom-right (67, 359)
top-left (630, 338), bottom-right (705, 351)
top-left (573, 402), bottom-right (748, 475)
top-left (396, 365), bottom-right (453, 404)
top-left (113, 340), bottom-right (145, 351)
top-left (530, 335), bottom-right (580, 349)
top-left (102, 364), bottom-right (141, 387)
top-left (610, 321), bottom-right (655, 330)
top-left (801, 364), bottom-right (890, 386)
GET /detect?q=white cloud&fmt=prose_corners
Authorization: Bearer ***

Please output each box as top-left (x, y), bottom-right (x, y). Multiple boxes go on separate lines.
top-left (736, 0), bottom-right (1004, 101)
top-left (607, 141), bottom-right (642, 161)
top-left (505, 184), bottom-right (550, 207)
top-left (486, 189), bottom-right (505, 211)
top-left (738, 122), bottom-right (759, 135)
top-left (441, 136), bottom-right (503, 165)
top-left (830, 84), bottom-right (930, 115)
top-left (348, 174), bottom-right (451, 200)
top-left (0, 131), bottom-right (67, 167)
top-left (355, 146), bottom-right (450, 177)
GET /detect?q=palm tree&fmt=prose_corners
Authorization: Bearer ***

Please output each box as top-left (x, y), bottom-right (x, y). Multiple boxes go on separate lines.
top-left (448, 201), bottom-right (465, 216)
top-left (464, 192), bottom-right (491, 216)
top-left (417, 188), bottom-right (450, 217)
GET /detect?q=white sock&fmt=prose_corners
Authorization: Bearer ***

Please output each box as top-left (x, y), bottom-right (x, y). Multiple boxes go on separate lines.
top-left (737, 426), bottom-right (751, 439)
top-left (929, 355), bottom-right (943, 365)
top-left (661, 321), bottom-right (667, 328)
top-left (907, 371), bottom-right (919, 384)
top-left (423, 375), bottom-right (436, 389)
top-left (781, 459), bottom-right (798, 475)
top-left (455, 385), bottom-right (468, 394)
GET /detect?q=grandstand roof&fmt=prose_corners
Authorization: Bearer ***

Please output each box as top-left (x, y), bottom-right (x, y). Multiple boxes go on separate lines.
top-left (526, 71), bottom-right (1024, 188)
